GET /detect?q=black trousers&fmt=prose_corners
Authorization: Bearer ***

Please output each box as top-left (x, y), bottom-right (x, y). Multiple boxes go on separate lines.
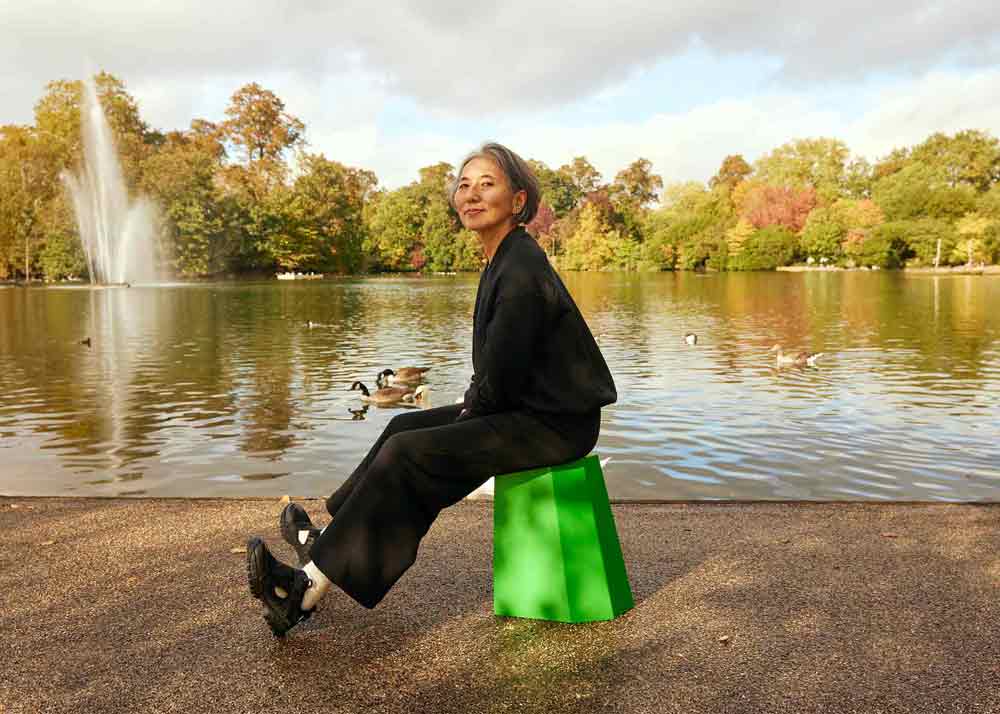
top-left (308, 403), bottom-right (600, 609)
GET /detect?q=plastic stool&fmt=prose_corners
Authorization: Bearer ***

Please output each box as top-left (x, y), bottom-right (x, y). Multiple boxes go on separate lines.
top-left (493, 454), bottom-right (634, 622)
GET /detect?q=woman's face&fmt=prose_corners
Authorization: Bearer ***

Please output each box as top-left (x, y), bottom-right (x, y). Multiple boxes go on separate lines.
top-left (454, 157), bottom-right (525, 236)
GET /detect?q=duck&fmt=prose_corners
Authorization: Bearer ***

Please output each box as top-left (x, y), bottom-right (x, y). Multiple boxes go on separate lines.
top-left (771, 345), bottom-right (823, 367)
top-left (377, 367), bottom-right (430, 387)
top-left (351, 380), bottom-right (419, 406)
top-left (80, 337), bottom-right (91, 347)
top-left (684, 333), bottom-right (698, 346)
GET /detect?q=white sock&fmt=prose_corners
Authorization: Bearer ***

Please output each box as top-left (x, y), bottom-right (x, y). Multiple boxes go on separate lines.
top-left (300, 523), bottom-right (329, 544)
top-left (301, 561), bottom-right (331, 611)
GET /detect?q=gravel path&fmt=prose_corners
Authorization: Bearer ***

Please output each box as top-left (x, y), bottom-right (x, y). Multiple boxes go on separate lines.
top-left (2, 498), bottom-right (998, 713)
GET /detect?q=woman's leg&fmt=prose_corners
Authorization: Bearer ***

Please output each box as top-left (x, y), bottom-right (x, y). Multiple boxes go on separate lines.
top-left (309, 409), bottom-right (599, 609)
top-left (324, 404), bottom-right (463, 518)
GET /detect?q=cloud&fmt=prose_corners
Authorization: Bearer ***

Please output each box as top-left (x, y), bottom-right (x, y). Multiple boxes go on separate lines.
top-left (500, 67), bottom-right (1000, 195)
top-left (3, 3), bottom-right (999, 190)
top-left (2, 0), bottom-right (999, 120)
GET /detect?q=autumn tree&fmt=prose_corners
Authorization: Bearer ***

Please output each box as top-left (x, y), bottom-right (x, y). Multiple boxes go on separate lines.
top-left (709, 154), bottom-right (752, 192)
top-left (739, 184), bottom-right (817, 233)
top-left (0, 125), bottom-right (62, 280)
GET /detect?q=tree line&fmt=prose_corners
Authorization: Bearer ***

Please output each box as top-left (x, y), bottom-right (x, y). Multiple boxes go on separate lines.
top-left (3, 73), bottom-right (1000, 281)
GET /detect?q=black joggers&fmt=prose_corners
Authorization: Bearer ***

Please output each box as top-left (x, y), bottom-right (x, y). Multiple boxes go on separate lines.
top-left (308, 403), bottom-right (600, 608)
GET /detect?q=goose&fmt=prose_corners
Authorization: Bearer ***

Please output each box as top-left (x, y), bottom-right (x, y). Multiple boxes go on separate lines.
top-left (377, 367), bottom-right (430, 387)
top-left (771, 345), bottom-right (823, 367)
top-left (684, 333), bottom-right (698, 346)
top-left (351, 380), bottom-right (417, 406)
top-left (401, 385), bottom-right (429, 405)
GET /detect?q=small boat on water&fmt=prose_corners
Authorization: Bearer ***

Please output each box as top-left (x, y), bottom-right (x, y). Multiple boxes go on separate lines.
top-left (276, 272), bottom-right (324, 281)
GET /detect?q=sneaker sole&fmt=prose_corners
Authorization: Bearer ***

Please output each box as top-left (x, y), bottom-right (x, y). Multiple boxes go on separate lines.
top-left (246, 537), bottom-right (267, 601)
top-left (246, 537), bottom-right (304, 638)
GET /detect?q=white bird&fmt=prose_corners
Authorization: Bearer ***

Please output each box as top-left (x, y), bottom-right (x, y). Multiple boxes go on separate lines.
top-left (684, 333), bottom-right (698, 346)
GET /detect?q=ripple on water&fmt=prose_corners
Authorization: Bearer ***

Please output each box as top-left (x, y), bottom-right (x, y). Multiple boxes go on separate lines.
top-left (1, 273), bottom-right (998, 499)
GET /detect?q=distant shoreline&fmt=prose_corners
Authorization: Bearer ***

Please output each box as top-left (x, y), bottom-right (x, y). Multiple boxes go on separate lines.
top-left (778, 265), bottom-right (1000, 275)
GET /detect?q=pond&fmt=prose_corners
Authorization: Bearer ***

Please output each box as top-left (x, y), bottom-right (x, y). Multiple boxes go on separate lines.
top-left (0, 271), bottom-right (997, 500)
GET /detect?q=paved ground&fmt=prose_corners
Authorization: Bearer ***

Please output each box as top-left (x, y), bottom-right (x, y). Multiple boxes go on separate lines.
top-left (1, 498), bottom-right (998, 714)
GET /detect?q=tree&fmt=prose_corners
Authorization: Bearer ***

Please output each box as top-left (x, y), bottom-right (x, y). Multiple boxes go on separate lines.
top-left (730, 226), bottom-right (797, 271)
top-left (0, 125), bottom-right (59, 280)
top-left (725, 219), bottom-right (755, 264)
top-left (709, 154), bottom-right (752, 191)
top-left (740, 184), bottom-right (817, 233)
top-left (800, 199), bottom-right (884, 264)
top-left (528, 160), bottom-right (579, 217)
top-left (33, 72), bottom-right (153, 188)
top-left (291, 154), bottom-right (376, 273)
top-left (525, 201), bottom-right (556, 243)
top-left (872, 163), bottom-right (977, 222)
top-left (563, 202), bottom-right (617, 270)
top-left (954, 212), bottom-right (993, 265)
top-left (844, 157), bottom-right (875, 199)
top-left (140, 127), bottom-right (230, 276)
top-left (753, 137), bottom-right (849, 201)
top-left (611, 158), bottom-right (663, 208)
top-left (559, 156), bottom-right (602, 196)
top-left (909, 130), bottom-right (1000, 192)
top-left (222, 83), bottom-right (305, 166)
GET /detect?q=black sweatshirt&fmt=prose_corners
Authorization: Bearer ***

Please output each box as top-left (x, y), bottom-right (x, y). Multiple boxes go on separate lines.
top-left (461, 226), bottom-right (617, 420)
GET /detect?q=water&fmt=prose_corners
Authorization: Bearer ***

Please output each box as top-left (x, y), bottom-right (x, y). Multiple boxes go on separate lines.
top-left (0, 271), bottom-right (997, 500)
top-left (62, 78), bottom-right (160, 285)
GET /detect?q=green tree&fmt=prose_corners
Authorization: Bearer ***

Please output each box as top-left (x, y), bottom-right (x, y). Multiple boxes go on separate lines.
top-left (528, 160), bottom-right (579, 217)
top-left (559, 156), bottom-right (602, 197)
top-left (729, 226), bottom-right (797, 271)
top-left (872, 163), bottom-right (977, 222)
top-left (291, 154), bottom-right (376, 273)
top-left (140, 127), bottom-right (230, 276)
top-left (909, 130), bottom-right (1000, 192)
top-left (753, 137), bottom-right (850, 201)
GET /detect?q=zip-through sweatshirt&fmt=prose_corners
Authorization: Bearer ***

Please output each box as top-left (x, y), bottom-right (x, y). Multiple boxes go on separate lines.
top-left (461, 226), bottom-right (617, 420)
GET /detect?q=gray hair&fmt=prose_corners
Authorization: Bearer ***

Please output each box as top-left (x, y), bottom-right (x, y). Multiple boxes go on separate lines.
top-left (448, 142), bottom-right (540, 226)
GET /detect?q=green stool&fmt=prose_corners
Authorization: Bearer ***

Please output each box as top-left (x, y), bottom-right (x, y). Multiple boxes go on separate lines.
top-left (493, 454), bottom-right (634, 623)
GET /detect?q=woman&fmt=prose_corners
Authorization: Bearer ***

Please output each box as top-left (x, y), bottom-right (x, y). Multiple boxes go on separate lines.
top-left (246, 142), bottom-right (617, 637)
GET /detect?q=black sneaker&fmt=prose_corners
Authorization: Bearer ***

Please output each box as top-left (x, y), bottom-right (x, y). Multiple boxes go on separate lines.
top-left (280, 502), bottom-right (321, 566)
top-left (246, 537), bottom-right (314, 638)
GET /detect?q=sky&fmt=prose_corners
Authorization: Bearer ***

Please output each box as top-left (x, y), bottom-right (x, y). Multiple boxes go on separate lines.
top-left (3, 1), bottom-right (1000, 191)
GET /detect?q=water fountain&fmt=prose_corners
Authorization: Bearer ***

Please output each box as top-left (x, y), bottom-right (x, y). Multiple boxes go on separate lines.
top-left (63, 78), bottom-right (160, 285)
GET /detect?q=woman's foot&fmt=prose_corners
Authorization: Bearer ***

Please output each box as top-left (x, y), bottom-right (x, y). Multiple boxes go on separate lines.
top-left (279, 502), bottom-right (321, 566)
top-left (246, 537), bottom-right (314, 638)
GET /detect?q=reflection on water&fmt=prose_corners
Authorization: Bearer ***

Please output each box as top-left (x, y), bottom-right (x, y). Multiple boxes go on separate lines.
top-left (0, 272), bottom-right (997, 501)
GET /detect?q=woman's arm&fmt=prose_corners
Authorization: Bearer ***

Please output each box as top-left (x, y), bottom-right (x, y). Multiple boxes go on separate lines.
top-left (460, 277), bottom-right (546, 419)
